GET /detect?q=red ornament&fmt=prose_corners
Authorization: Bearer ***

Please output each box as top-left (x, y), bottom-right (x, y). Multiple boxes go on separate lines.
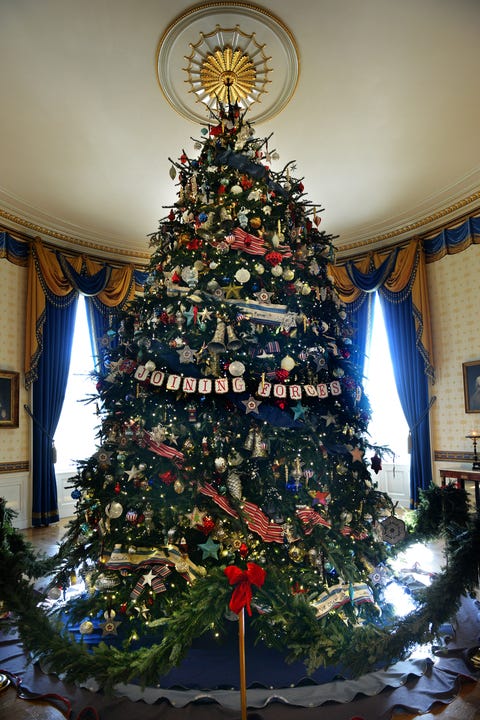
top-left (119, 602), bottom-right (127, 614)
top-left (209, 124), bottom-right (223, 136)
top-left (159, 470), bottom-right (176, 485)
top-left (199, 515), bottom-right (215, 535)
top-left (275, 369), bottom-right (289, 382)
top-left (239, 542), bottom-right (249, 558)
top-left (265, 251), bottom-right (283, 266)
top-left (168, 210), bottom-right (175, 221)
top-left (114, 481), bottom-right (121, 494)
top-left (371, 453), bottom-right (382, 474)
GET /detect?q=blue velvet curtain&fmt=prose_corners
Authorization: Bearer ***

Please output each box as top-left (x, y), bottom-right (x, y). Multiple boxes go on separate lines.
top-left (379, 292), bottom-right (432, 506)
top-left (345, 293), bottom-right (373, 381)
top-left (27, 242), bottom-right (145, 526)
top-left (329, 244), bottom-right (434, 508)
top-left (32, 294), bottom-right (78, 526)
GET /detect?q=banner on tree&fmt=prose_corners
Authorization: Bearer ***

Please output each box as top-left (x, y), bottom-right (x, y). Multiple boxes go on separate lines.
top-left (131, 362), bottom-right (343, 401)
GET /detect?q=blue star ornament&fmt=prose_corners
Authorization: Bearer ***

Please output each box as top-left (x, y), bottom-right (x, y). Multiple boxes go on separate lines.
top-left (198, 537), bottom-right (220, 559)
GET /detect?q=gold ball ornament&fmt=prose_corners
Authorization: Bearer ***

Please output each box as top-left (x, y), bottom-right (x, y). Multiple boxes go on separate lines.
top-left (249, 216), bottom-right (262, 229)
top-left (174, 479), bottom-right (185, 494)
top-left (288, 544), bottom-right (306, 562)
top-left (79, 620), bottom-right (95, 635)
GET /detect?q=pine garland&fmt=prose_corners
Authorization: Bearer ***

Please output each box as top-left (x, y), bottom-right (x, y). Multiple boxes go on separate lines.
top-left (2, 500), bottom-right (480, 687)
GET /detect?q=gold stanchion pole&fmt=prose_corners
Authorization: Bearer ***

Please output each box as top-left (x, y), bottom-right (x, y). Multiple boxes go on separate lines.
top-left (238, 607), bottom-right (247, 720)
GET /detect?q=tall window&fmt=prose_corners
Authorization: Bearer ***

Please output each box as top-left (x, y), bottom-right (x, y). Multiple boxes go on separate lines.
top-left (54, 295), bottom-right (98, 473)
top-left (363, 294), bottom-right (409, 463)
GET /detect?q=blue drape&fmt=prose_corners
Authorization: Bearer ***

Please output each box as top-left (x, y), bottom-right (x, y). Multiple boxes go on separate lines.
top-left (345, 293), bottom-right (372, 380)
top-left (379, 291), bottom-right (432, 507)
top-left (32, 295), bottom-right (78, 526)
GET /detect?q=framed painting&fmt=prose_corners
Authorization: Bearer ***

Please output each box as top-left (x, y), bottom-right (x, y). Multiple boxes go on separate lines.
top-left (463, 361), bottom-right (480, 413)
top-left (0, 370), bottom-right (19, 427)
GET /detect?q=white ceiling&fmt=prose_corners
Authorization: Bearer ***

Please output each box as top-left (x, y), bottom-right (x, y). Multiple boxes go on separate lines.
top-left (1, 0), bottom-right (480, 263)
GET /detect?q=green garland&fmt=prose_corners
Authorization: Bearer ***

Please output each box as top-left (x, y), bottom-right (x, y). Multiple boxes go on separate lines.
top-left (1, 494), bottom-right (480, 689)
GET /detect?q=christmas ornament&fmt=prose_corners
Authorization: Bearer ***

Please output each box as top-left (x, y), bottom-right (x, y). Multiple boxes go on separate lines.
top-left (214, 457), bottom-right (228, 473)
top-left (379, 515), bottom-right (406, 544)
top-left (371, 453), bottom-right (382, 474)
top-left (228, 360), bottom-right (246, 376)
top-left (227, 470), bottom-right (242, 499)
top-left (234, 268), bottom-right (251, 283)
top-left (198, 537), bottom-right (220, 560)
top-left (79, 620), bottom-right (94, 635)
top-left (280, 355), bottom-right (295, 371)
top-left (105, 501), bottom-right (123, 519)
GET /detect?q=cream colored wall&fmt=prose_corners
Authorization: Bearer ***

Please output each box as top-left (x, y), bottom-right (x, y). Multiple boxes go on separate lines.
top-left (0, 258), bottom-right (30, 526)
top-left (0, 260), bottom-right (29, 459)
top-left (427, 244), bottom-right (480, 480)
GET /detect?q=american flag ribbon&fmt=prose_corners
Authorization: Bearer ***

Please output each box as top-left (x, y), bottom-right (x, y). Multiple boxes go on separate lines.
top-left (242, 501), bottom-right (284, 543)
top-left (198, 483), bottom-right (240, 519)
top-left (228, 228), bottom-right (266, 255)
top-left (143, 429), bottom-right (185, 466)
top-left (296, 506), bottom-right (331, 534)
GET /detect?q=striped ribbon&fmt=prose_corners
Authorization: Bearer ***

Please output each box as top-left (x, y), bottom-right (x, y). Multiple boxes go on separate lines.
top-left (296, 506), bottom-right (331, 534)
top-left (242, 501), bottom-right (284, 543)
top-left (143, 429), bottom-right (185, 466)
top-left (130, 565), bottom-right (171, 598)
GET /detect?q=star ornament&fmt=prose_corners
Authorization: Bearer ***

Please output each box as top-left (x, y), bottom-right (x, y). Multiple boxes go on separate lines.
top-left (198, 536), bottom-right (220, 560)
top-left (177, 345), bottom-right (196, 363)
top-left (292, 401), bottom-right (306, 420)
top-left (100, 618), bottom-right (121, 636)
top-left (223, 282), bottom-right (243, 299)
top-left (125, 465), bottom-right (141, 482)
top-left (142, 569), bottom-right (156, 586)
top-left (242, 396), bottom-right (262, 414)
top-left (350, 446), bottom-right (365, 463)
top-left (321, 412), bottom-right (337, 427)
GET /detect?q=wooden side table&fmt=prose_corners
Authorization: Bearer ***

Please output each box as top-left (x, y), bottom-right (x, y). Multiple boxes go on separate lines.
top-left (439, 469), bottom-right (480, 511)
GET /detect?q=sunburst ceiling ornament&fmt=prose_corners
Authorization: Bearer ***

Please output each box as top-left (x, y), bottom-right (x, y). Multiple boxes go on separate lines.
top-left (157, 2), bottom-right (298, 124)
top-left (186, 28), bottom-right (271, 112)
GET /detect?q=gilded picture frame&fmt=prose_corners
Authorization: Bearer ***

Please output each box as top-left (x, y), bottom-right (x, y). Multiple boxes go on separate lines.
top-left (463, 361), bottom-right (480, 413)
top-left (0, 370), bottom-right (19, 427)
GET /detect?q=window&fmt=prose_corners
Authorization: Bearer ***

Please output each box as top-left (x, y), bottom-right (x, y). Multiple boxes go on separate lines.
top-left (54, 295), bottom-right (98, 473)
top-left (364, 294), bottom-right (409, 463)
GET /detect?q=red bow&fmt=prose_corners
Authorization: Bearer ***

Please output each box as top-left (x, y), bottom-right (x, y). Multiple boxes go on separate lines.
top-left (224, 562), bottom-right (266, 616)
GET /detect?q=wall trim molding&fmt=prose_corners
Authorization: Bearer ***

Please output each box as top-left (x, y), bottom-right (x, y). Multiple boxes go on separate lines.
top-left (434, 450), bottom-right (474, 463)
top-left (0, 460), bottom-right (29, 474)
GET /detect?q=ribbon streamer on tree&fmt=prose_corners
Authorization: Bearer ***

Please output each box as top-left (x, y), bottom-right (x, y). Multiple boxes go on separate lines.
top-left (130, 565), bottom-right (171, 599)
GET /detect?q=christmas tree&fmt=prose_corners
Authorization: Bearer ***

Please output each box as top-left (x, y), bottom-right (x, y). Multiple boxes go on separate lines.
top-left (45, 102), bottom-right (401, 685)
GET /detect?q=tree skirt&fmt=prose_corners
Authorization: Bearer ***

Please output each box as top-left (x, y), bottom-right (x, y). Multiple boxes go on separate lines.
top-left (1, 595), bottom-right (479, 719)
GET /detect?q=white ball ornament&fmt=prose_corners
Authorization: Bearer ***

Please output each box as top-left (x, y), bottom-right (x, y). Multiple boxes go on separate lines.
top-left (234, 268), bottom-right (251, 284)
top-left (281, 355), bottom-right (296, 371)
top-left (228, 361), bottom-right (246, 376)
top-left (144, 360), bottom-right (156, 372)
top-left (105, 501), bottom-right (123, 519)
top-left (231, 185), bottom-right (243, 195)
top-left (283, 268), bottom-right (295, 281)
top-left (214, 457), bottom-right (228, 473)
top-left (254, 263), bottom-right (265, 275)
top-left (271, 265), bottom-right (283, 277)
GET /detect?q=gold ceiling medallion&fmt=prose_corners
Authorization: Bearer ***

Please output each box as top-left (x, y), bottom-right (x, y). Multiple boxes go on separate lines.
top-left (199, 46), bottom-right (257, 105)
top-left (157, 2), bottom-right (298, 124)
top-left (185, 29), bottom-right (271, 112)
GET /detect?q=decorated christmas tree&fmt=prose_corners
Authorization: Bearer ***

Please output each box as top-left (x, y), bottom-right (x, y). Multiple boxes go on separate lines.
top-left (33, 100), bottom-right (408, 686)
